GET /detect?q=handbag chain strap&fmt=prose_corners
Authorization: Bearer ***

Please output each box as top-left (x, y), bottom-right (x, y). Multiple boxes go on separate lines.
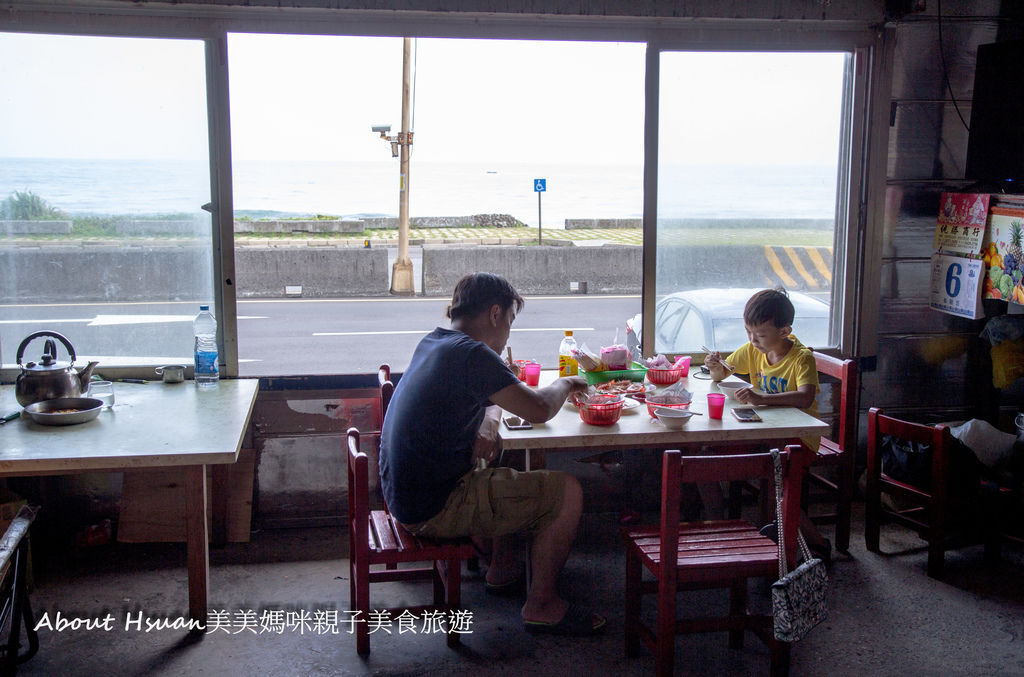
top-left (771, 448), bottom-right (813, 580)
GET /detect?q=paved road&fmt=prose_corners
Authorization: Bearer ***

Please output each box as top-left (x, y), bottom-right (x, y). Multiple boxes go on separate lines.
top-left (1, 295), bottom-right (642, 377)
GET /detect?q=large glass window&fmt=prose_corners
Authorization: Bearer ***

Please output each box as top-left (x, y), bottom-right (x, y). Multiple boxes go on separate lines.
top-left (652, 51), bottom-right (849, 355)
top-left (227, 35), bottom-right (645, 375)
top-left (0, 33), bottom-right (212, 368)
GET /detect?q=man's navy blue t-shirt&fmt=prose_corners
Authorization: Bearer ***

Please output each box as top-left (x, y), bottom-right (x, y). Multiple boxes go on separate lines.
top-left (379, 328), bottom-right (519, 525)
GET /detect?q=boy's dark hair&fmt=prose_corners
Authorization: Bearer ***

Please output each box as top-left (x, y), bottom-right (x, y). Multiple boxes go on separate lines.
top-left (446, 272), bottom-right (525, 322)
top-left (743, 288), bottom-right (795, 328)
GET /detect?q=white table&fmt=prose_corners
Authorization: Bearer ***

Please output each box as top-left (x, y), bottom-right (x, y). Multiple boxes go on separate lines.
top-left (0, 379), bottom-right (259, 627)
top-left (499, 371), bottom-right (829, 466)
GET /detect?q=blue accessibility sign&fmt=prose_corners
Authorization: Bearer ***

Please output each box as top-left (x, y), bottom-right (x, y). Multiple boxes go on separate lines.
top-left (534, 178), bottom-right (546, 192)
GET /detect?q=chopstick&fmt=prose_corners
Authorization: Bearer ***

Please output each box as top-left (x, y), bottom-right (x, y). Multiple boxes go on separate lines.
top-left (652, 405), bottom-right (703, 415)
top-left (700, 346), bottom-right (733, 371)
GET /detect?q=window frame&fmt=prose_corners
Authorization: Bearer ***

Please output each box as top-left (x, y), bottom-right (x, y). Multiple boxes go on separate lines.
top-left (0, 11), bottom-right (887, 380)
top-left (642, 33), bottom-right (886, 361)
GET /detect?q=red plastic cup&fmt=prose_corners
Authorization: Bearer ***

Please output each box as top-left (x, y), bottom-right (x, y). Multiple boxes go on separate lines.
top-left (707, 392), bottom-right (725, 420)
top-left (523, 361), bottom-right (541, 386)
top-left (514, 359), bottom-right (530, 381)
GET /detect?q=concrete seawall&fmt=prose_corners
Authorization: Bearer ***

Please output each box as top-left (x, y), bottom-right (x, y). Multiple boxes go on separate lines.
top-left (0, 243), bottom-right (831, 303)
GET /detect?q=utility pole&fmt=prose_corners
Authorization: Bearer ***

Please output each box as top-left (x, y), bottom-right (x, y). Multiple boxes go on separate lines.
top-left (391, 37), bottom-right (415, 295)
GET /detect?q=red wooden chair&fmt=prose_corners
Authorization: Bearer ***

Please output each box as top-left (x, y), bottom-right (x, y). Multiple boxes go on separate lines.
top-left (377, 364), bottom-right (394, 421)
top-left (623, 445), bottom-right (812, 677)
top-left (864, 408), bottom-right (958, 578)
top-left (806, 351), bottom-right (858, 552)
top-left (347, 428), bottom-right (476, 654)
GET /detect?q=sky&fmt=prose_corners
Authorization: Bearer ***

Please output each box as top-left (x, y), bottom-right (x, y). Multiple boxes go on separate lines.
top-left (0, 32), bottom-right (846, 167)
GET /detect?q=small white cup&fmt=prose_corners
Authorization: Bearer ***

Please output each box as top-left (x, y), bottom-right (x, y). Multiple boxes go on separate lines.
top-left (156, 365), bottom-right (186, 384)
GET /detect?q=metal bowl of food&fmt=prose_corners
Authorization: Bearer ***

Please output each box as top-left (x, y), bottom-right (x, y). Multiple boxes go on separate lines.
top-left (23, 397), bottom-right (104, 426)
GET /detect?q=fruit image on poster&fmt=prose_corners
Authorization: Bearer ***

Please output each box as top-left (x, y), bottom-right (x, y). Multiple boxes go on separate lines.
top-left (982, 207), bottom-right (1024, 305)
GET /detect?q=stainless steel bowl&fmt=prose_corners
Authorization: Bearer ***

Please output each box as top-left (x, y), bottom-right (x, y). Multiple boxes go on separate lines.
top-left (23, 397), bottom-right (104, 426)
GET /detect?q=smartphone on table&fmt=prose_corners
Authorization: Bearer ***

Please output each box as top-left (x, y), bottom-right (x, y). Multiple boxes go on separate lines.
top-left (731, 408), bottom-right (762, 422)
top-left (502, 415), bottom-right (533, 430)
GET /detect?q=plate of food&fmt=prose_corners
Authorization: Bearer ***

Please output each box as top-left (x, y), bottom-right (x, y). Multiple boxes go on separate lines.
top-left (23, 397), bottom-right (104, 426)
top-left (593, 380), bottom-right (654, 399)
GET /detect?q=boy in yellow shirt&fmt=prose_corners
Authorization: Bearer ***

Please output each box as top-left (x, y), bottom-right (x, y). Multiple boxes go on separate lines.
top-left (705, 288), bottom-right (818, 416)
top-left (704, 288), bottom-right (830, 560)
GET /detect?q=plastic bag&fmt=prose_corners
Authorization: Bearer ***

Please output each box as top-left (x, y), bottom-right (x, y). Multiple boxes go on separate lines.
top-left (573, 342), bottom-right (605, 372)
top-left (601, 328), bottom-right (630, 370)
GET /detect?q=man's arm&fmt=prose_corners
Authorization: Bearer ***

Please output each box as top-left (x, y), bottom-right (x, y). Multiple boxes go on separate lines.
top-left (488, 376), bottom-right (588, 423)
top-left (472, 404), bottom-right (503, 465)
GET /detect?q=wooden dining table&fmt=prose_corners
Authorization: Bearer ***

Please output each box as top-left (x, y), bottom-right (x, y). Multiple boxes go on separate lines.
top-left (0, 379), bottom-right (259, 628)
top-left (499, 370), bottom-right (830, 467)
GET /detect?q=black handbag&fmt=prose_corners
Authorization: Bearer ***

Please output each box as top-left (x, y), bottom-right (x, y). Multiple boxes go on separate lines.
top-left (770, 449), bottom-right (829, 642)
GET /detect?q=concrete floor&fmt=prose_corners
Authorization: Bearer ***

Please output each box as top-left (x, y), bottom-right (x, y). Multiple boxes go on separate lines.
top-left (12, 505), bottom-right (1024, 677)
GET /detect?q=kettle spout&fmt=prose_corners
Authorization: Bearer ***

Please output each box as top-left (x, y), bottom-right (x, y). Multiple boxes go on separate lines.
top-left (78, 361), bottom-right (100, 388)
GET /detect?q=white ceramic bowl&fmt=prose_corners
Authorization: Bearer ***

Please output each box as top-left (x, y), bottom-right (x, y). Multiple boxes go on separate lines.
top-left (715, 381), bottom-right (749, 401)
top-left (653, 407), bottom-right (695, 430)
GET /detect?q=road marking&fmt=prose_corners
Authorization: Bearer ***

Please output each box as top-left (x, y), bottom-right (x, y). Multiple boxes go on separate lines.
top-left (239, 295), bottom-right (637, 304)
top-left (806, 247), bottom-right (832, 282)
top-left (763, 245), bottom-right (798, 288)
top-left (0, 318), bottom-right (91, 325)
top-left (782, 246), bottom-right (819, 289)
top-left (314, 327), bottom-right (596, 337)
top-left (0, 315), bottom-right (265, 326)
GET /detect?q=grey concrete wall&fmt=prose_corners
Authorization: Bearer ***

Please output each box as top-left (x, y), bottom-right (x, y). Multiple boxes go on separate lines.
top-left (115, 220), bottom-right (198, 235)
top-left (1, 243), bottom-right (835, 303)
top-left (565, 218), bottom-right (641, 229)
top-left (358, 214), bottom-right (524, 229)
top-left (235, 219), bottom-right (365, 234)
top-left (422, 244), bottom-right (642, 296)
top-left (0, 244), bottom-right (213, 304)
top-left (0, 220), bottom-right (72, 235)
top-left (235, 247), bottom-right (388, 297)
top-left (0, 245), bottom-right (389, 303)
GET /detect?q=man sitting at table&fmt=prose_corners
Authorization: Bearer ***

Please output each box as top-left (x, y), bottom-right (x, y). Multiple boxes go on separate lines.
top-left (704, 286), bottom-right (831, 559)
top-left (379, 272), bottom-right (604, 636)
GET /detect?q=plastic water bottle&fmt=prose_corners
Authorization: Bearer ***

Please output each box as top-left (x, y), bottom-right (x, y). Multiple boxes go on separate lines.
top-left (558, 330), bottom-right (578, 377)
top-left (193, 305), bottom-right (219, 387)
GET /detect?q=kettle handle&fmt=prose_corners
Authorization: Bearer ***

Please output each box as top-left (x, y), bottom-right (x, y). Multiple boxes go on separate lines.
top-left (16, 331), bottom-right (77, 367)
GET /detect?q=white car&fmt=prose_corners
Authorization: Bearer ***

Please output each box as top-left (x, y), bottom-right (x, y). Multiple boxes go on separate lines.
top-left (626, 288), bottom-right (831, 356)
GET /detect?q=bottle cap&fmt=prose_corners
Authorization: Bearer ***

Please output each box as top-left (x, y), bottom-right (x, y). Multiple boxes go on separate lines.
top-left (200, 305), bottom-right (209, 311)
top-left (565, 330), bottom-right (573, 336)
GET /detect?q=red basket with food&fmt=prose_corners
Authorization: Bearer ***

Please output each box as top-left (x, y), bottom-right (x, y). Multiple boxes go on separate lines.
top-left (645, 356), bottom-right (690, 384)
top-left (645, 392), bottom-right (691, 418)
top-left (646, 367), bottom-right (686, 385)
top-left (577, 394), bottom-right (625, 426)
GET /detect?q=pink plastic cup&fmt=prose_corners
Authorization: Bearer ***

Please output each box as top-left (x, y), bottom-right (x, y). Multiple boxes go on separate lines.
top-left (676, 356), bottom-right (691, 377)
top-left (707, 392), bottom-right (725, 420)
top-left (523, 361), bottom-right (541, 386)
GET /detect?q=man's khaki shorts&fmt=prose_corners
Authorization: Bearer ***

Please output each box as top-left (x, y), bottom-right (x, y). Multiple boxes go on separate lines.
top-left (403, 467), bottom-right (566, 540)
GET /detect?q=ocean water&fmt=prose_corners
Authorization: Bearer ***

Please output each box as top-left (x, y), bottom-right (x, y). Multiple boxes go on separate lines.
top-left (0, 157), bottom-right (838, 228)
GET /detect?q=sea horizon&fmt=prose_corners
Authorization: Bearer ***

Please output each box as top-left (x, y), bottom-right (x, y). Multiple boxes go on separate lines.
top-left (1, 157), bottom-right (839, 228)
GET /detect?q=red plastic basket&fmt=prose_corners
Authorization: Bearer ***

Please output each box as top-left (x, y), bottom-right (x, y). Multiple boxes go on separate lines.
top-left (578, 395), bottom-right (625, 426)
top-left (646, 367), bottom-right (685, 385)
top-left (645, 393), bottom-right (691, 418)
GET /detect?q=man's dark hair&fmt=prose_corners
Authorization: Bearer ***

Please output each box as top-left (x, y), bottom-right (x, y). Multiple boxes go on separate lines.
top-left (446, 272), bottom-right (525, 322)
top-left (743, 288), bottom-right (795, 328)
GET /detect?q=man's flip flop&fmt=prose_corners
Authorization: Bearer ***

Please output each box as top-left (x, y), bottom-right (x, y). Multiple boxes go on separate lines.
top-left (524, 603), bottom-right (606, 636)
top-left (485, 572), bottom-right (527, 598)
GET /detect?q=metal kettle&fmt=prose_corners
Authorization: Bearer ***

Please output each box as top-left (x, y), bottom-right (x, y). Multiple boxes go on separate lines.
top-left (15, 331), bottom-right (99, 407)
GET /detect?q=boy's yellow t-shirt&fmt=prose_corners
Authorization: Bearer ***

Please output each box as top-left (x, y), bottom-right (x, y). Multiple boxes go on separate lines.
top-left (726, 335), bottom-right (820, 449)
